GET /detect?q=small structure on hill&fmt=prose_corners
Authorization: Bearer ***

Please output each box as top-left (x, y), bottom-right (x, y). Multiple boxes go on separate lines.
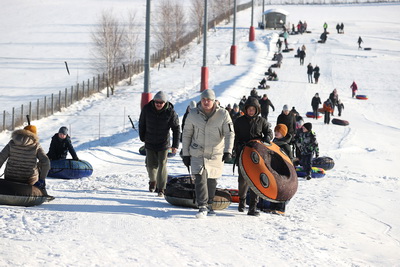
top-left (260, 8), bottom-right (289, 29)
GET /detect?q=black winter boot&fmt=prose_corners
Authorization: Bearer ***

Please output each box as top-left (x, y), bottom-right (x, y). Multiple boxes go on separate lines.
top-left (247, 203), bottom-right (260, 217)
top-left (238, 199), bottom-right (246, 212)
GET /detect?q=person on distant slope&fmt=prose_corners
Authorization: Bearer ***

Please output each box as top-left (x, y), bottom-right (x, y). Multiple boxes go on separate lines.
top-left (139, 91), bottom-right (180, 196)
top-left (336, 23), bottom-right (340, 34)
top-left (233, 97), bottom-right (272, 216)
top-left (350, 81), bottom-right (358, 98)
top-left (358, 36), bottom-right (363, 49)
top-left (0, 125), bottom-right (50, 193)
top-left (294, 122), bottom-right (319, 180)
top-left (340, 22), bottom-right (344, 33)
top-left (337, 99), bottom-right (345, 117)
top-left (259, 94), bottom-right (275, 121)
top-left (313, 65), bottom-right (320, 84)
top-left (181, 89), bottom-right (234, 219)
top-left (307, 63), bottom-right (314, 83)
top-left (47, 126), bottom-right (79, 161)
top-left (329, 89), bottom-right (339, 115)
top-left (311, 93), bottom-right (322, 120)
top-left (323, 98), bottom-right (334, 124)
top-left (323, 22), bottom-right (328, 33)
top-left (299, 49), bottom-right (306, 65)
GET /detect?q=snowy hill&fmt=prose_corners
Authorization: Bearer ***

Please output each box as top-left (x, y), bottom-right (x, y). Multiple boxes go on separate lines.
top-left (1, 2), bottom-right (400, 266)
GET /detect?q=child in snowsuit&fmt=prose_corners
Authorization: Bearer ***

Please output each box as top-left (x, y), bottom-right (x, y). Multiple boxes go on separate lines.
top-left (337, 99), bottom-right (344, 116)
top-left (294, 123), bottom-right (319, 180)
top-left (323, 99), bottom-right (334, 124)
top-left (350, 81), bottom-right (358, 98)
top-left (313, 65), bottom-right (320, 84)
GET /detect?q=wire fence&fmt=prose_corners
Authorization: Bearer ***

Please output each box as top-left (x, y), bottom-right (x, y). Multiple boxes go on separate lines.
top-left (1, 2), bottom-right (254, 133)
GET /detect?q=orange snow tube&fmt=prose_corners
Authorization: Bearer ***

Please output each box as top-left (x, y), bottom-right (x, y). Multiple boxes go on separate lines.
top-left (238, 140), bottom-right (298, 202)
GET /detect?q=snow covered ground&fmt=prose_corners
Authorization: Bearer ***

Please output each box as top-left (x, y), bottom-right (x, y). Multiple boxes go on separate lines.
top-left (1, 2), bottom-right (400, 266)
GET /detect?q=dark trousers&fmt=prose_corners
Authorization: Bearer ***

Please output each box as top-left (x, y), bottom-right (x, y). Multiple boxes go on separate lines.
top-left (194, 170), bottom-right (217, 207)
top-left (312, 108), bottom-right (319, 119)
top-left (238, 171), bottom-right (259, 206)
top-left (300, 153), bottom-right (313, 176)
top-left (145, 149), bottom-right (168, 191)
top-left (324, 111), bottom-right (331, 124)
top-left (261, 112), bottom-right (269, 121)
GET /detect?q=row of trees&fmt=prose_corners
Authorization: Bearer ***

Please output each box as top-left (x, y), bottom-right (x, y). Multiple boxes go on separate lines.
top-left (91, 0), bottom-right (240, 96)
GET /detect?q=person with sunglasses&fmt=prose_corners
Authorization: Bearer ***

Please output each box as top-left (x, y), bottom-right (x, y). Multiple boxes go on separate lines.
top-left (139, 91), bottom-right (180, 197)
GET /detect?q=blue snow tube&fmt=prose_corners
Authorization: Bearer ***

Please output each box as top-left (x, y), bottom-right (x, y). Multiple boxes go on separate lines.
top-left (0, 179), bottom-right (54, 207)
top-left (48, 159), bottom-right (93, 179)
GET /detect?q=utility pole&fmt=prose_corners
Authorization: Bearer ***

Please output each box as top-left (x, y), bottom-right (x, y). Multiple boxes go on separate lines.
top-left (200, 0), bottom-right (208, 91)
top-left (249, 0), bottom-right (255, 42)
top-left (141, 0), bottom-right (152, 108)
top-left (230, 0), bottom-right (237, 65)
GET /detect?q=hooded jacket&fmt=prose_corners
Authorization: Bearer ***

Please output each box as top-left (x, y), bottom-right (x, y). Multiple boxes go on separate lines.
top-left (182, 102), bottom-right (234, 178)
top-left (233, 97), bottom-right (273, 161)
top-left (47, 134), bottom-right (78, 160)
top-left (0, 129), bottom-right (50, 184)
top-left (139, 100), bottom-right (180, 151)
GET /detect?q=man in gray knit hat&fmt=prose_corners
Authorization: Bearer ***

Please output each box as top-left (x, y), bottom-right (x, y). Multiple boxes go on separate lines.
top-left (139, 91), bottom-right (180, 196)
top-left (181, 89), bottom-right (235, 218)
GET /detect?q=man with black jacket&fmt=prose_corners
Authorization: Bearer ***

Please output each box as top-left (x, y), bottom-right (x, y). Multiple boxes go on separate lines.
top-left (139, 91), bottom-right (180, 196)
top-left (233, 97), bottom-right (273, 216)
top-left (259, 94), bottom-right (275, 121)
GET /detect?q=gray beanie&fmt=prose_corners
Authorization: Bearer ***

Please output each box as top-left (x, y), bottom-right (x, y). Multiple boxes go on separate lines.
top-left (200, 89), bottom-right (216, 100)
top-left (153, 91), bottom-right (168, 102)
top-left (59, 126), bottom-right (68, 135)
top-left (189, 100), bottom-right (197, 109)
top-left (283, 104), bottom-right (289, 111)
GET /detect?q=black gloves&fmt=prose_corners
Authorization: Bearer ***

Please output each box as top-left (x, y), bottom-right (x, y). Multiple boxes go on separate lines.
top-left (182, 156), bottom-right (191, 167)
top-left (222, 153), bottom-right (232, 162)
top-left (315, 152), bottom-right (319, 158)
top-left (34, 179), bottom-right (46, 190)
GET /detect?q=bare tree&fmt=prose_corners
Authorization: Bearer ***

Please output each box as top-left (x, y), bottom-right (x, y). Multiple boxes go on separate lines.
top-left (124, 10), bottom-right (140, 85)
top-left (171, 1), bottom-right (186, 59)
top-left (153, 0), bottom-right (174, 67)
top-left (190, 0), bottom-right (204, 44)
top-left (91, 10), bottom-right (125, 96)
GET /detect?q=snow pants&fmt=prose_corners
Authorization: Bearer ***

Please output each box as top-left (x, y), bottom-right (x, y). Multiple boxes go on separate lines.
top-left (194, 170), bottom-right (217, 207)
top-left (324, 111), bottom-right (331, 124)
top-left (238, 171), bottom-right (259, 206)
top-left (145, 149), bottom-right (168, 191)
top-left (300, 153), bottom-right (313, 177)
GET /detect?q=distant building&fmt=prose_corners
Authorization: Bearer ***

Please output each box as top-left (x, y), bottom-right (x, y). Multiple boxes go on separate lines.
top-left (261, 8), bottom-right (289, 29)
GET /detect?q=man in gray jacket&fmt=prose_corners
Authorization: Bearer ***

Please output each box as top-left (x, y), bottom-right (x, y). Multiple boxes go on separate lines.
top-left (182, 89), bottom-right (235, 218)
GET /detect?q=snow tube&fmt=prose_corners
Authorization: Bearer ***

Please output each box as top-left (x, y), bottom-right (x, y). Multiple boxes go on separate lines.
top-left (164, 176), bottom-right (231, 210)
top-left (296, 166), bottom-right (326, 178)
top-left (226, 189), bottom-right (240, 203)
top-left (356, 94), bottom-right (368, 100)
top-left (312, 156), bottom-right (335, 171)
top-left (282, 49), bottom-right (290, 53)
top-left (238, 140), bottom-right (298, 203)
top-left (139, 145), bottom-right (176, 158)
top-left (306, 111), bottom-right (322, 119)
top-left (48, 159), bottom-right (93, 179)
top-left (0, 180), bottom-right (54, 207)
top-left (364, 47), bottom-right (372, 51)
top-left (332, 118), bottom-right (349, 126)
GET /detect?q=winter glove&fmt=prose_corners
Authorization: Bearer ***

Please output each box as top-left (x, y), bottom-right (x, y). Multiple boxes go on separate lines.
top-left (315, 152), bottom-right (319, 158)
top-left (222, 153), bottom-right (232, 163)
top-left (182, 156), bottom-right (191, 167)
top-left (34, 179), bottom-right (46, 190)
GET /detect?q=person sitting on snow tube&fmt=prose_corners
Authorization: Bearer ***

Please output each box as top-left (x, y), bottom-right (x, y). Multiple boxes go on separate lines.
top-left (0, 125), bottom-right (50, 193)
top-left (47, 126), bottom-right (79, 161)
